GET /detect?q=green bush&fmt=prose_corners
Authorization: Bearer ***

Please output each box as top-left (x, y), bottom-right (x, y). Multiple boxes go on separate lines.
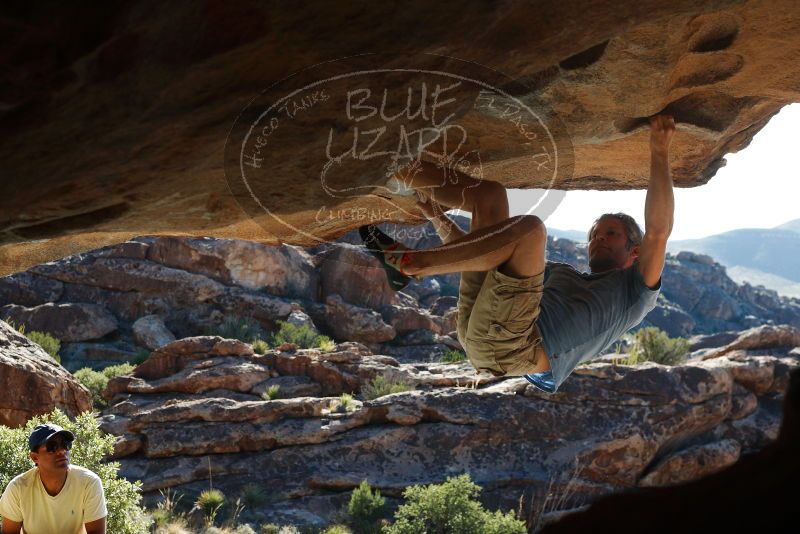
top-left (151, 488), bottom-right (185, 528)
top-left (252, 338), bottom-right (270, 354)
top-left (269, 321), bottom-right (335, 351)
top-left (626, 327), bottom-right (690, 366)
top-left (195, 488), bottom-right (225, 526)
top-left (347, 480), bottom-right (385, 534)
top-left (337, 393), bottom-right (355, 414)
top-left (74, 368), bottom-right (109, 410)
top-left (441, 349), bottom-right (466, 363)
top-left (361, 375), bottom-right (412, 401)
top-left (241, 483), bottom-right (267, 508)
top-left (26, 330), bottom-right (62, 361)
top-left (0, 409), bottom-right (150, 533)
top-left (103, 362), bottom-right (135, 379)
top-left (207, 316), bottom-right (265, 343)
top-left (262, 385), bottom-right (281, 401)
top-left (383, 474), bottom-right (526, 534)
top-left (74, 363), bottom-right (134, 410)
top-left (323, 526), bottom-right (353, 534)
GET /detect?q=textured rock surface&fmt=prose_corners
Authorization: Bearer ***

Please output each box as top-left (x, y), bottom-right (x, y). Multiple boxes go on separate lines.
top-left (378, 304), bottom-right (442, 335)
top-left (99, 334), bottom-right (799, 527)
top-left (145, 237), bottom-right (319, 299)
top-left (637, 438), bottom-right (741, 487)
top-left (323, 294), bottom-right (395, 343)
top-left (132, 314), bottom-right (175, 350)
top-left (0, 320), bottom-right (91, 427)
top-left (316, 244), bottom-right (396, 309)
top-left (701, 324), bottom-right (800, 360)
top-left (542, 369), bottom-right (800, 533)
top-left (59, 341), bottom-right (141, 373)
top-left (3, 1), bottom-right (800, 273)
top-left (284, 307), bottom-right (319, 333)
top-left (1, 302), bottom-right (117, 342)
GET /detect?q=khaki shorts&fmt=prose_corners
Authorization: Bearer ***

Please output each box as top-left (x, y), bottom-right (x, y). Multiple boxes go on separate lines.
top-left (456, 267), bottom-right (545, 376)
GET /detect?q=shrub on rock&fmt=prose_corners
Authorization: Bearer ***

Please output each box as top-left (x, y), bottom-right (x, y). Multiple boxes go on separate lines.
top-left (347, 480), bottom-right (386, 534)
top-left (195, 488), bottom-right (225, 527)
top-left (384, 474), bottom-right (526, 534)
top-left (24, 330), bottom-right (61, 361)
top-left (442, 349), bottom-right (466, 363)
top-left (252, 338), bottom-right (270, 354)
top-left (361, 375), bottom-right (412, 400)
top-left (207, 316), bottom-right (265, 343)
top-left (74, 363), bottom-right (135, 409)
top-left (626, 327), bottom-right (690, 366)
top-left (270, 320), bottom-right (334, 351)
top-left (262, 385), bottom-right (281, 401)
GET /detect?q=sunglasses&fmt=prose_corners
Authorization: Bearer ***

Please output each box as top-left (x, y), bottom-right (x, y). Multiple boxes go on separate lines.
top-left (44, 439), bottom-right (73, 453)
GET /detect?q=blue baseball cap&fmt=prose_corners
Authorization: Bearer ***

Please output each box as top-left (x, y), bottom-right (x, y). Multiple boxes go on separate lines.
top-left (28, 423), bottom-right (74, 451)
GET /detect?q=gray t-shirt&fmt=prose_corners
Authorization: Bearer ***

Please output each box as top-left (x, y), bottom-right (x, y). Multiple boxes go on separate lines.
top-left (536, 260), bottom-right (661, 390)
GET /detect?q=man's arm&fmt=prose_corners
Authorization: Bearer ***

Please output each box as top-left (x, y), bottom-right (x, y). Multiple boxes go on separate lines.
top-left (638, 115), bottom-right (676, 289)
top-left (83, 473), bottom-right (107, 534)
top-left (85, 515), bottom-right (106, 534)
top-left (2, 517), bottom-right (23, 534)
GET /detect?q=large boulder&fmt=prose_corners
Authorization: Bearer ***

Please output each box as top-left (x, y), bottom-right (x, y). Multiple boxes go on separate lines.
top-left (284, 307), bottom-right (319, 333)
top-left (20, 250), bottom-right (296, 338)
top-left (0, 320), bottom-right (91, 427)
top-left (637, 438), bottom-right (741, 487)
top-left (701, 324), bottom-right (800, 360)
top-left (323, 294), bottom-right (395, 343)
top-left (378, 304), bottom-right (442, 335)
top-left (1, 302), bottom-right (117, 342)
top-left (643, 299), bottom-right (696, 338)
top-left (0, 272), bottom-right (63, 307)
top-left (145, 237), bottom-right (319, 300)
top-left (316, 244), bottom-right (396, 309)
top-left (429, 295), bottom-right (458, 317)
top-left (132, 315), bottom-right (176, 350)
top-left (30, 256), bottom-right (227, 301)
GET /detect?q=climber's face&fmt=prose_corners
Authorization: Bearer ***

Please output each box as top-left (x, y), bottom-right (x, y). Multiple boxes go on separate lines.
top-left (588, 217), bottom-right (639, 273)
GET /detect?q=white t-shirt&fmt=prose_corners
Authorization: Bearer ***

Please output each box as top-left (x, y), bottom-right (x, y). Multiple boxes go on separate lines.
top-left (0, 465), bottom-right (107, 534)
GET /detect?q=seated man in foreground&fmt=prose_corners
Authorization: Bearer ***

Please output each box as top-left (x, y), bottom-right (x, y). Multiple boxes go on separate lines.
top-left (361, 115), bottom-right (675, 393)
top-left (0, 423), bottom-right (107, 534)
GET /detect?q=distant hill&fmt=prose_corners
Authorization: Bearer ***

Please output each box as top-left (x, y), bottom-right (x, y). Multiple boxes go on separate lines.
top-left (776, 219), bottom-right (800, 234)
top-left (547, 228), bottom-right (587, 242)
top-left (667, 218), bottom-right (800, 295)
top-left (726, 265), bottom-right (800, 299)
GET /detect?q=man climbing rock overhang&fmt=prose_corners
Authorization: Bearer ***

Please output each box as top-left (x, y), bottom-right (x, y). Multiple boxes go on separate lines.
top-left (361, 115), bottom-right (676, 393)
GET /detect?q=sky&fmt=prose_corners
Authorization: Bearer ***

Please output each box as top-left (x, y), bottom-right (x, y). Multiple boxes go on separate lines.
top-left (504, 103), bottom-right (800, 241)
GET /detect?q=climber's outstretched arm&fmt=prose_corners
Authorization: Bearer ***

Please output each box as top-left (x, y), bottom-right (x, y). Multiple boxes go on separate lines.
top-left (637, 115), bottom-right (675, 289)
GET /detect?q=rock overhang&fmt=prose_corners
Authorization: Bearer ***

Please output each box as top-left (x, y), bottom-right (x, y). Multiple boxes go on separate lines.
top-left (2, 0), bottom-right (800, 274)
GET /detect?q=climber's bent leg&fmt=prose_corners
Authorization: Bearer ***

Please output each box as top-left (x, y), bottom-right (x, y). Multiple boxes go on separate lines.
top-left (401, 215), bottom-right (546, 278)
